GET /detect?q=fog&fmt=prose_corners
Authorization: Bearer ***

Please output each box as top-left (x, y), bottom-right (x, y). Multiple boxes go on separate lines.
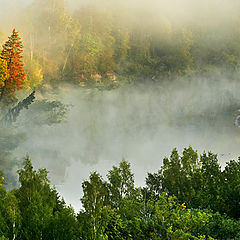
top-left (1, 0), bottom-right (240, 211)
top-left (13, 73), bottom-right (240, 211)
top-left (1, 0), bottom-right (240, 27)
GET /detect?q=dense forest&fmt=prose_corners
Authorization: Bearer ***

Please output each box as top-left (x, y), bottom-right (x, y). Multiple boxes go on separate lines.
top-left (1, 147), bottom-right (240, 239)
top-left (1, 0), bottom-right (240, 239)
top-left (1, 0), bottom-right (240, 92)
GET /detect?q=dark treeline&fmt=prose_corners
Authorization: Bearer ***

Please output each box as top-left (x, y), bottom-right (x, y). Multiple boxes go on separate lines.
top-left (1, 147), bottom-right (240, 239)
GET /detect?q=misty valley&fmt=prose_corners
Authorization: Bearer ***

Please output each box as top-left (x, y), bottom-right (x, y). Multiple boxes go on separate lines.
top-left (1, 0), bottom-right (240, 239)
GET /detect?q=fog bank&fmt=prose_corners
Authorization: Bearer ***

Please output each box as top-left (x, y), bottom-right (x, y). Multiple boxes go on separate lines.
top-left (14, 74), bottom-right (240, 210)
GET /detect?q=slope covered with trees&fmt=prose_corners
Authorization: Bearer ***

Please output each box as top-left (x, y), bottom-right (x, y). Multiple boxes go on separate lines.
top-left (1, 0), bottom-right (240, 91)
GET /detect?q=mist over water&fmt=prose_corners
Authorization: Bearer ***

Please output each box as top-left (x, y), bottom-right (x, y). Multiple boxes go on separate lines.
top-left (13, 74), bottom-right (240, 210)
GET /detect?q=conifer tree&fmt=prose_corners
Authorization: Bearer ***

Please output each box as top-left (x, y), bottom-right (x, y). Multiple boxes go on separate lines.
top-left (0, 29), bottom-right (26, 101)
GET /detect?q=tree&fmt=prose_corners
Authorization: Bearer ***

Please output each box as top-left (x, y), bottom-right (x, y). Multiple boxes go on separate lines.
top-left (24, 56), bottom-right (43, 90)
top-left (15, 155), bottom-right (57, 240)
top-left (198, 152), bottom-right (222, 212)
top-left (0, 29), bottom-right (26, 101)
top-left (81, 171), bottom-right (109, 239)
top-left (202, 212), bottom-right (240, 240)
top-left (22, 0), bottom-right (77, 83)
top-left (107, 159), bottom-right (135, 209)
top-left (0, 171), bottom-right (20, 240)
top-left (78, 206), bottom-right (125, 240)
top-left (221, 159), bottom-right (240, 218)
top-left (45, 201), bottom-right (78, 240)
top-left (146, 147), bottom-right (223, 211)
top-left (152, 193), bottom-right (213, 240)
top-left (3, 191), bottom-right (21, 240)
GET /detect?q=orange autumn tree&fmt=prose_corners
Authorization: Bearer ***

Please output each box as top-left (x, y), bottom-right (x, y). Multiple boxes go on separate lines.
top-left (0, 29), bottom-right (26, 101)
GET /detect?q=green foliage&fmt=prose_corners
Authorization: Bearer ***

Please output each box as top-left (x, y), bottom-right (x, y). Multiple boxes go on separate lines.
top-left (0, 236), bottom-right (9, 240)
top-left (152, 194), bottom-right (212, 240)
top-left (0, 171), bottom-right (21, 240)
top-left (14, 155), bottom-right (78, 240)
top-left (79, 157), bottom-right (221, 239)
top-left (107, 159), bottom-right (135, 208)
top-left (81, 171), bottom-right (109, 239)
top-left (3, 148), bottom-right (240, 238)
top-left (146, 146), bottom-right (240, 220)
top-left (15, 156), bottom-right (56, 239)
top-left (45, 204), bottom-right (78, 240)
top-left (202, 212), bottom-right (240, 240)
top-left (221, 159), bottom-right (240, 219)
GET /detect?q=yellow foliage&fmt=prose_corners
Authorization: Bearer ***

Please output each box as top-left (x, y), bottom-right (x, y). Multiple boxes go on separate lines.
top-left (0, 58), bottom-right (9, 87)
top-left (0, 175), bottom-right (4, 187)
top-left (182, 28), bottom-right (194, 67)
top-left (24, 57), bottom-right (43, 90)
top-left (181, 203), bottom-right (186, 210)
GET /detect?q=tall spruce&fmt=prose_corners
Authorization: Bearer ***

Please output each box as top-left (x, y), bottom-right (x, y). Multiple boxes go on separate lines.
top-left (0, 29), bottom-right (26, 101)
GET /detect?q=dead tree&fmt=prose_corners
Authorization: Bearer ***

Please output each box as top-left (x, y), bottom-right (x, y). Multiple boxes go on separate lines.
top-left (1, 91), bottom-right (35, 125)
